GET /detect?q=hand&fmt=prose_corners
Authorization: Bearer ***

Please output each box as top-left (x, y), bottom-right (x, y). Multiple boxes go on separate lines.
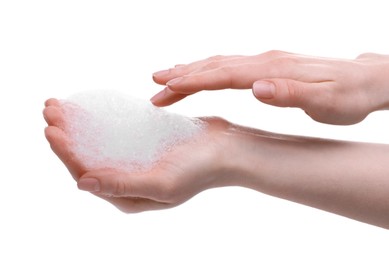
top-left (151, 51), bottom-right (389, 125)
top-left (43, 98), bottom-right (389, 228)
top-left (43, 99), bottom-right (235, 213)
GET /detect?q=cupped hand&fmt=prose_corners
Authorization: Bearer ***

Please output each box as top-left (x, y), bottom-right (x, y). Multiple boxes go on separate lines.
top-left (152, 51), bottom-right (389, 125)
top-left (43, 99), bottom-right (235, 213)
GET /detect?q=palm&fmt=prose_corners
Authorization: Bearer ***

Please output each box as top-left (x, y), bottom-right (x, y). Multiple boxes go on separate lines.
top-left (44, 98), bottom-right (229, 212)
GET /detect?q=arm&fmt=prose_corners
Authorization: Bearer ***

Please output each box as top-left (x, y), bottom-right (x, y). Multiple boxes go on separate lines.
top-left (78, 118), bottom-right (389, 229)
top-left (224, 124), bottom-right (389, 229)
top-left (43, 100), bottom-right (389, 228)
top-left (151, 51), bottom-right (389, 125)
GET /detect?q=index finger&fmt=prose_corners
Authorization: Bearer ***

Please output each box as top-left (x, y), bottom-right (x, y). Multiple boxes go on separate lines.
top-left (152, 55), bottom-right (244, 85)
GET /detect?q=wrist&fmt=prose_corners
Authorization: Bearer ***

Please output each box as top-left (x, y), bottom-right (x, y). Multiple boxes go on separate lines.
top-left (360, 54), bottom-right (389, 111)
top-left (214, 122), bottom-right (276, 190)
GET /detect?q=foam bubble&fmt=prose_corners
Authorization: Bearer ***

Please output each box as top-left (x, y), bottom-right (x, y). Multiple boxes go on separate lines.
top-left (60, 90), bottom-right (205, 172)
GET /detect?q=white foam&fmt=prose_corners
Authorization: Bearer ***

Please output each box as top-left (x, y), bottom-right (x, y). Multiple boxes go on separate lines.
top-left (60, 90), bottom-right (205, 172)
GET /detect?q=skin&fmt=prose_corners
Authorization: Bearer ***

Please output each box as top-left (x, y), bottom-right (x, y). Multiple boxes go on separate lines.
top-left (151, 51), bottom-right (389, 125)
top-left (44, 98), bottom-right (389, 229)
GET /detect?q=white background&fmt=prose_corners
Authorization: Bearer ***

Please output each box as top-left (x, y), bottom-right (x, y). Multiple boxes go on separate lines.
top-left (1, 0), bottom-right (388, 259)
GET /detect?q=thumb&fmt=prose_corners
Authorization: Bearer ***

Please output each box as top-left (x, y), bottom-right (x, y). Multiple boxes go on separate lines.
top-left (77, 169), bottom-right (161, 199)
top-left (252, 79), bottom-right (314, 108)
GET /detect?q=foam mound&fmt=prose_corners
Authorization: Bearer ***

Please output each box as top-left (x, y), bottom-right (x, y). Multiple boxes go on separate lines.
top-left (60, 90), bottom-right (205, 172)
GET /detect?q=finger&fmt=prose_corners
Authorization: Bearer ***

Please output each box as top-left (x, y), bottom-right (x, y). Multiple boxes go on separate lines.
top-left (43, 106), bottom-right (65, 128)
top-left (154, 50), bottom-right (334, 87)
top-left (45, 98), bottom-right (60, 107)
top-left (150, 87), bottom-right (191, 107)
top-left (78, 169), bottom-right (166, 201)
top-left (151, 64), bottom-right (259, 106)
top-left (356, 52), bottom-right (387, 60)
top-left (166, 64), bottom-right (258, 94)
top-left (166, 57), bottom-right (335, 95)
top-left (95, 195), bottom-right (172, 213)
top-left (183, 52), bottom-right (284, 76)
top-left (45, 126), bottom-right (87, 180)
top-left (152, 55), bottom-right (244, 85)
top-left (252, 78), bottom-right (328, 109)
top-left (154, 51), bottom-right (296, 85)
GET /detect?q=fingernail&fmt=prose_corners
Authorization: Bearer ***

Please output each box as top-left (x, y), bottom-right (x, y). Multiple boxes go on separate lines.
top-left (78, 178), bottom-right (100, 192)
top-left (153, 70), bottom-right (170, 78)
top-left (166, 77), bottom-right (183, 87)
top-left (150, 88), bottom-right (167, 103)
top-left (253, 81), bottom-right (275, 99)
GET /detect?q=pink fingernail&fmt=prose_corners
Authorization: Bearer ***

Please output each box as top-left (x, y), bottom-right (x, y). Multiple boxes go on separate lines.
top-left (150, 88), bottom-right (166, 103)
top-left (166, 77), bottom-right (183, 87)
top-left (78, 178), bottom-right (100, 192)
top-left (153, 70), bottom-right (170, 78)
top-left (253, 81), bottom-right (275, 99)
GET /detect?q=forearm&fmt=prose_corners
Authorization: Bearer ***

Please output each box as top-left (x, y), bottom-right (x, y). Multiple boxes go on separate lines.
top-left (223, 124), bottom-right (389, 228)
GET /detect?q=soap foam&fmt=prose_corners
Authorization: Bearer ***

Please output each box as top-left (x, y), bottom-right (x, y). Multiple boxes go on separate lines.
top-left (60, 90), bottom-right (205, 172)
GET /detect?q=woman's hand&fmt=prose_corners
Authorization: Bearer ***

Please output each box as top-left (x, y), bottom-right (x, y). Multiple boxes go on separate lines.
top-left (152, 51), bottom-right (389, 125)
top-left (43, 98), bottom-right (237, 213)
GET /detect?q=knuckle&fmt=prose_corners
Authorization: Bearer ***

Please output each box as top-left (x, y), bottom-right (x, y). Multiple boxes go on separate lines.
top-left (264, 50), bottom-right (287, 58)
top-left (356, 52), bottom-right (375, 59)
top-left (281, 80), bottom-right (305, 107)
top-left (203, 61), bottom-right (223, 70)
top-left (273, 56), bottom-right (298, 67)
top-left (207, 55), bottom-right (224, 61)
top-left (286, 80), bottom-right (301, 100)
